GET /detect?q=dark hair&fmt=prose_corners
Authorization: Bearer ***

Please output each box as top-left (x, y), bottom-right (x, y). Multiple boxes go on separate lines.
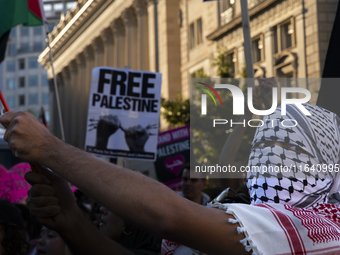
top-left (0, 199), bottom-right (28, 255)
top-left (1, 223), bottom-right (28, 255)
top-left (15, 203), bottom-right (42, 240)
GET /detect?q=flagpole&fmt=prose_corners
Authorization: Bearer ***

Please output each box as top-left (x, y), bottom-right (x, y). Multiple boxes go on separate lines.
top-left (44, 22), bottom-right (65, 141)
top-left (240, 0), bottom-right (255, 87)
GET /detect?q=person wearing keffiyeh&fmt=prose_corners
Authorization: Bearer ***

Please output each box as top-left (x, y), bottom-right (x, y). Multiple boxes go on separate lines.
top-left (247, 103), bottom-right (340, 208)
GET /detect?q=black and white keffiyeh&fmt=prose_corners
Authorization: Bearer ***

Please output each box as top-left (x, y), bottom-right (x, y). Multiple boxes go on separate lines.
top-left (247, 104), bottom-right (340, 208)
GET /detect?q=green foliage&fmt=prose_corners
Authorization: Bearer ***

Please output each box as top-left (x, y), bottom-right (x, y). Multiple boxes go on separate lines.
top-left (160, 94), bottom-right (190, 128)
top-left (212, 47), bottom-right (234, 78)
top-left (195, 69), bottom-right (210, 78)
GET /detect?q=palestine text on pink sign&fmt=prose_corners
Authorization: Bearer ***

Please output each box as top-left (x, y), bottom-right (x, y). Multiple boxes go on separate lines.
top-left (157, 126), bottom-right (190, 146)
top-left (0, 163), bottom-right (31, 203)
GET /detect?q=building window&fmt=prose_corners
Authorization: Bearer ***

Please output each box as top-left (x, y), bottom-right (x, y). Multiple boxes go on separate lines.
top-left (34, 42), bottom-right (44, 52)
top-left (47, 23), bottom-right (56, 33)
top-left (281, 22), bottom-right (294, 50)
top-left (252, 35), bottom-right (264, 63)
top-left (273, 18), bottom-right (295, 53)
top-left (220, 0), bottom-right (234, 25)
top-left (34, 26), bottom-right (42, 35)
top-left (8, 44), bottom-right (16, 56)
top-left (9, 28), bottom-right (16, 38)
top-left (19, 77), bottom-right (25, 88)
top-left (29, 93), bottom-right (38, 105)
top-left (189, 23), bottom-right (195, 49)
top-left (67, 2), bottom-right (76, 9)
top-left (197, 18), bottom-right (203, 45)
top-left (19, 59), bottom-right (25, 70)
top-left (21, 26), bottom-right (29, 36)
top-left (220, 0), bottom-right (233, 13)
top-left (226, 50), bottom-right (237, 76)
top-left (29, 75), bottom-right (38, 86)
top-left (29, 58), bottom-right (38, 68)
top-left (21, 43), bottom-right (30, 53)
top-left (44, 4), bottom-right (52, 11)
top-left (6, 61), bottom-right (15, 72)
top-left (42, 93), bottom-right (49, 104)
top-left (7, 79), bottom-right (16, 90)
top-left (189, 18), bottom-right (204, 50)
top-left (42, 75), bottom-right (49, 86)
top-left (54, 3), bottom-right (63, 10)
top-left (7, 96), bottom-right (15, 108)
top-left (19, 95), bottom-right (25, 106)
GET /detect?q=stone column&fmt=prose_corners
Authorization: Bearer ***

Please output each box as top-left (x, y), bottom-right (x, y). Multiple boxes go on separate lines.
top-left (83, 45), bottom-right (95, 147)
top-left (93, 36), bottom-right (104, 67)
top-left (49, 74), bottom-right (57, 137)
top-left (101, 28), bottom-right (115, 67)
top-left (264, 28), bottom-right (274, 77)
top-left (75, 53), bottom-right (86, 149)
top-left (147, 0), bottom-right (156, 72)
top-left (134, 0), bottom-right (149, 70)
top-left (112, 18), bottom-right (126, 68)
top-left (60, 67), bottom-right (71, 144)
top-left (69, 60), bottom-right (78, 146)
top-left (122, 8), bottom-right (138, 69)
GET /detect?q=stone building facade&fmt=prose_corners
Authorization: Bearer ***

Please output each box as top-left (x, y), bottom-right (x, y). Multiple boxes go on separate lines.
top-left (39, 0), bottom-right (182, 150)
top-left (39, 0), bottom-right (338, 149)
top-left (180, 0), bottom-right (338, 103)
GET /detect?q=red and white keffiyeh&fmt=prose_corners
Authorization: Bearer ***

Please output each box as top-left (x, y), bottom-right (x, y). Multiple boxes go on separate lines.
top-left (209, 202), bottom-right (340, 255)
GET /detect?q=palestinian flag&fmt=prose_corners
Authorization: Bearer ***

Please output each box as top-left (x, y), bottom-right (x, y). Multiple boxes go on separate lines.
top-left (26, 0), bottom-right (46, 26)
top-left (0, 0), bottom-right (45, 63)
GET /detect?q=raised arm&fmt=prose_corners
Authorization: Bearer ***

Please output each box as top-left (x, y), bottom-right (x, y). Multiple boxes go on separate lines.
top-left (0, 111), bottom-right (247, 255)
top-left (25, 165), bottom-right (133, 255)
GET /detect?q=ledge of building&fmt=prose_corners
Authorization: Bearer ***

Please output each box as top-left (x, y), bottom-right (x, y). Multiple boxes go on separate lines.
top-left (39, 0), bottom-right (111, 67)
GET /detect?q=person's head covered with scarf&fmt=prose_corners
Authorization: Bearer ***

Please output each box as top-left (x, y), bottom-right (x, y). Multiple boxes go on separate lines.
top-left (247, 103), bottom-right (340, 208)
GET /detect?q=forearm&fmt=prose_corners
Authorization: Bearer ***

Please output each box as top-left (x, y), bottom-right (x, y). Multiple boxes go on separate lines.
top-left (59, 209), bottom-right (133, 255)
top-left (40, 140), bottom-right (186, 238)
top-left (0, 111), bottom-right (250, 254)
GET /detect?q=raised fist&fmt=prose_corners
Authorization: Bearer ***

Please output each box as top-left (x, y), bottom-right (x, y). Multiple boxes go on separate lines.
top-left (96, 115), bottom-right (121, 149)
top-left (121, 124), bottom-right (157, 153)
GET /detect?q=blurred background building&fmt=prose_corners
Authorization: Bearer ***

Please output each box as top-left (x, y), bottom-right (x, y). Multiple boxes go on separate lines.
top-left (0, 0), bottom-right (76, 122)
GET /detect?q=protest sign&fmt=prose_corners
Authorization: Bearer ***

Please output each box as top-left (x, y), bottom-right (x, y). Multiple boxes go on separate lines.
top-left (154, 126), bottom-right (190, 190)
top-left (0, 163), bottom-right (31, 203)
top-left (85, 67), bottom-right (162, 161)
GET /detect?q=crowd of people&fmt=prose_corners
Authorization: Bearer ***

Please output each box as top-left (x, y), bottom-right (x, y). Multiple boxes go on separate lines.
top-left (1, 79), bottom-right (340, 254)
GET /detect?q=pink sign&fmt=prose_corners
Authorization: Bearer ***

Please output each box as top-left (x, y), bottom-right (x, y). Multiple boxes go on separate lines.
top-left (0, 163), bottom-right (31, 203)
top-left (164, 154), bottom-right (185, 176)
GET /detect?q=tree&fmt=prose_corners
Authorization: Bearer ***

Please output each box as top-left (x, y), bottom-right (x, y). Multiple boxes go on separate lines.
top-left (160, 95), bottom-right (190, 128)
